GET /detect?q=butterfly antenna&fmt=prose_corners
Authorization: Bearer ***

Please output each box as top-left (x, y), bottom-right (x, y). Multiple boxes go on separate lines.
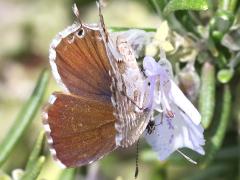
top-left (73, 3), bottom-right (83, 27)
top-left (177, 150), bottom-right (197, 164)
top-left (134, 139), bottom-right (140, 179)
top-left (96, 0), bottom-right (109, 42)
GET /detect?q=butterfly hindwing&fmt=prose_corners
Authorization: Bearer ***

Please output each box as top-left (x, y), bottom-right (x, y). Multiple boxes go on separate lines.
top-left (43, 92), bottom-right (116, 167)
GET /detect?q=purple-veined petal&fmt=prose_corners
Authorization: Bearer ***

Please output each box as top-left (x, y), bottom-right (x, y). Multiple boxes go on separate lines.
top-left (179, 110), bottom-right (205, 154)
top-left (169, 80), bottom-right (201, 125)
top-left (161, 87), bottom-right (172, 113)
top-left (143, 56), bottom-right (160, 76)
top-left (144, 104), bottom-right (205, 161)
top-left (145, 76), bottom-right (157, 108)
top-left (159, 49), bottom-right (174, 78)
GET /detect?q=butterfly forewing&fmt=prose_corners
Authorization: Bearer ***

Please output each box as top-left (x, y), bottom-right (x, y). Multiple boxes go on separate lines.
top-left (50, 23), bottom-right (112, 99)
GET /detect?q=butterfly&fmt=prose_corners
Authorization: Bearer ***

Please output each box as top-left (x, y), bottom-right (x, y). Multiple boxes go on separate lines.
top-left (42, 2), bottom-right (152, 168)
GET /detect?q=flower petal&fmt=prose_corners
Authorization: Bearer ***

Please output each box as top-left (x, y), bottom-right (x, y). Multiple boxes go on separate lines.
top-left (155, 21), bottom-right (169, 42)
top-left (158, 52), bottom-right (174, 79)
top-left (145, 76), bottom-right (157, 108)
top-left (143, 56), bottom-right (159, 76)
top-left (169, 80), bottom-right (201, 125)
top-left (161, 41), bottom-right (174, 52)
top-left (144, 104), bottom-right (205, 161)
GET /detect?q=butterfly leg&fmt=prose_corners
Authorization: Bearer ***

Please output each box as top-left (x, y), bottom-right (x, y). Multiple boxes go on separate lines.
top-left (119, 90), bottom-right (145, 110)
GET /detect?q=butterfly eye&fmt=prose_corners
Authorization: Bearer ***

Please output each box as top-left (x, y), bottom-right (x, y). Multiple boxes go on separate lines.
top-left (76, 28), bottom-right (85, 38)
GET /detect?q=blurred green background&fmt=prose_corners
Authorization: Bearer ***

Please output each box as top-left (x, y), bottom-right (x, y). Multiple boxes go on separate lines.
top-left (0, 0), bottom-right (239, 179)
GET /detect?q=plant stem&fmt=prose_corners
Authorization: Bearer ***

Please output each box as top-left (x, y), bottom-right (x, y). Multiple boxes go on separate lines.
top-left (21, 156), bottom-right (46, 180)
top-left (219, 0), bottom-right (238, 12)
top-left (25, 131), bottom-right (45, 171)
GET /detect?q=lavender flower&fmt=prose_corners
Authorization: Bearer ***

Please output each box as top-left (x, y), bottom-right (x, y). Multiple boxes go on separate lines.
top-left (143, 51), bottom-right (205, 163)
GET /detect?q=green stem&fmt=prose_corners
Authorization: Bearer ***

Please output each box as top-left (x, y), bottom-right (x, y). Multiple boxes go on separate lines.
top-left (25, 131), bottom-right (45, 171)
top-left (219, 0), bottom-right (231, 11)
top-left (148, 0), bottom-right (165, 16)
top-left (229, 0), bottom-right (238, 12)
top-left (219, 0), bottom-right (238, 12)
top-left (21, 156), bottom-right (46, 180)
top-left (211, 85), bottom-right (231, 146)
top-left (166, 14), bottom-right (188, 35)
top-left (148, 0), bottom-right (187, 34)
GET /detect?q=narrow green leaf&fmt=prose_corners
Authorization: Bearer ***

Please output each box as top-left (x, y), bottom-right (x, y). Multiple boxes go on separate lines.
top-left (148, 0), bottom-right (188, 34)
top-left (25, 131), bottom-right (45, 171)
top-left (201, 85), bottom-right (231, 168)
top-left (59, 169), bottom-right (77, 180)
top-left (199, 61), bottom-right (216, 129)
top-left (211, 85), bottom-right (231, 147)
top-left (21, 156), bottom-right (46, 180)
top-left (148, 0), bottom-right (166, 16)
top-left (163, 0), bottom-right (208, 16)
top-left (0, 69), bottom-right (50, 167)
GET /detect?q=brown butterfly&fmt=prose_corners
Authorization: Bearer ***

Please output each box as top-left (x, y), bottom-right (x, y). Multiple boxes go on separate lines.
top-left (42, 2), bottom-right (152, 168)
